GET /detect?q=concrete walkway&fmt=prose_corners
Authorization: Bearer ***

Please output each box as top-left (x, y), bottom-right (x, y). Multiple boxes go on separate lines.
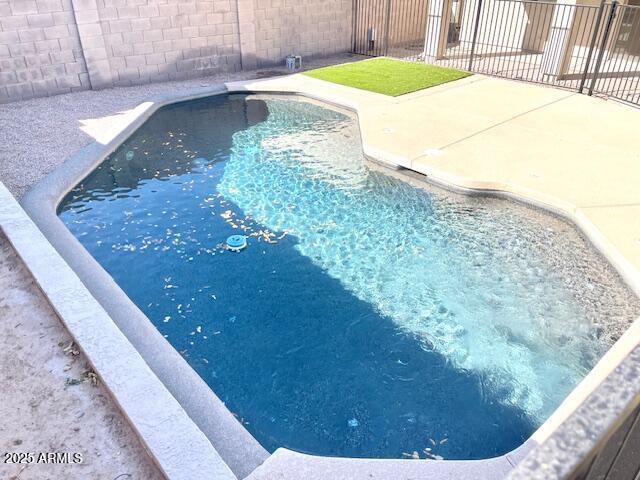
top-left (228, 73), bottom-right (640, 278)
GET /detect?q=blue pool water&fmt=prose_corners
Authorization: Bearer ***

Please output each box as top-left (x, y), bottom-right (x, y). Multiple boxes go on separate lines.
top-left (58, 94), bottom-right (639, 460)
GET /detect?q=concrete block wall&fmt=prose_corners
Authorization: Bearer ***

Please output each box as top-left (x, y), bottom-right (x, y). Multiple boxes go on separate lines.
top-left (0, 0), bottom-right (355, 102)
top-left (252, 0), bottom-right (353, 68)
top-left (95, 0), bottom-right (242, 87)
top-left (0, 0), bottom-right (90, 102)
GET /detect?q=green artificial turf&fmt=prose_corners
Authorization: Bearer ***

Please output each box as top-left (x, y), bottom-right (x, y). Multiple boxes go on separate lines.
top-left (303, 58), bottom-right (471, 96)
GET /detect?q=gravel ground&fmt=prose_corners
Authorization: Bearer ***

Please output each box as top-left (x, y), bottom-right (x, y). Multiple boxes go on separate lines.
top-left (0, 234), bottom-right (165, 480)
top-left (0, 53), bottom-right (361, 199)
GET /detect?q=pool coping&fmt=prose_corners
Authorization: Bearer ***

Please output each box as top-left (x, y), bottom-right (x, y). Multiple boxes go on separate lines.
top-left (14, 81), bottom-right (640, 479)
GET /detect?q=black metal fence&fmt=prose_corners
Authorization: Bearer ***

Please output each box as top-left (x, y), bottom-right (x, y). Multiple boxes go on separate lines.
top-left (351, 0), bottom-right (640, 106)
top-left (352, 0), bottom-right (430, 60)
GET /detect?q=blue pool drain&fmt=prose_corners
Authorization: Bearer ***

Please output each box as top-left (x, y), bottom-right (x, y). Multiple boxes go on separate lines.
top-left (226, 235), bottom-right (247, 252)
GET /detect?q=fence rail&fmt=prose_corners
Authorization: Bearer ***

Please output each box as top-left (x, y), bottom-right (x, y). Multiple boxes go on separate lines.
top-left (352, 0), bottom-right (640, 106)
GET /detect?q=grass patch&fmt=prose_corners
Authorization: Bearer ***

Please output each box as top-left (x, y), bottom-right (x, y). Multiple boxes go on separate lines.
top-left (303, 58), bottom-right (471, 96)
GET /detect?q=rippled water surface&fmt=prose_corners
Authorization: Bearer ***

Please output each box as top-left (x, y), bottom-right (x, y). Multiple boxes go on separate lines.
top-left (58, 94), bottom-right (640, 460)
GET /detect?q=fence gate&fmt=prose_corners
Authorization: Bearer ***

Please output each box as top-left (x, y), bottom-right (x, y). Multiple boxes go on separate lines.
top-left (351, 0), bottom-right (640, 107)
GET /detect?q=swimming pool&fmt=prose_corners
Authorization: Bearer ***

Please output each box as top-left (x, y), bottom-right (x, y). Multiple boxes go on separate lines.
top-left (58, 93), bottom-right (640, 460)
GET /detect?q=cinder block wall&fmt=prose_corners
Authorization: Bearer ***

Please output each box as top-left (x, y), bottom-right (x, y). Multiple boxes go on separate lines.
top-left (0, 0), bottom-right (89, 102)
top-left (96, 0), bottom-right (242, 87)
top-left (0, 0), bottom-right (354, 103)
top-left (253, 0), bottom-right (352, 68)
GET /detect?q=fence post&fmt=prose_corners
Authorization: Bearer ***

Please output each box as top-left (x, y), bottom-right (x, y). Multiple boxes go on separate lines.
top-left (383, 0), bottom-right (392, 56)
top-left (352, 0), bottom-right (359, 53)
top-left (468, 0), bottom-right (484, 71)
top-left (579, 0), bottom-right (606, 93)
top-left (588, 0), bottom-right (618, 96)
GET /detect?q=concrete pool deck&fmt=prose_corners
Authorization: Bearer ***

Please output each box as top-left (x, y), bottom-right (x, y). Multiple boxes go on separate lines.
top-left (1, 67), bottom-right (639, 479)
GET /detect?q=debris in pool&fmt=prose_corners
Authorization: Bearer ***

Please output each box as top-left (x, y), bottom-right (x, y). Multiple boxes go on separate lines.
top-left (252, 229), bottom-right (277, 243)
top-left (347, 418), bottom-right (359, 428)
top-left (125, 150), bottom-right (134, 161)
top-left (226, 235), bottom-right (247, 252)
top-left (423, 450), bottom-right (444, 460)
top-left (402, 451), bottom-right (420, 459)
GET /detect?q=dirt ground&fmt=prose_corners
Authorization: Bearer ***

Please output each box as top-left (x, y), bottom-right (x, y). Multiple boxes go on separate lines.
top-left (0, 233), bottom-right (164, 480)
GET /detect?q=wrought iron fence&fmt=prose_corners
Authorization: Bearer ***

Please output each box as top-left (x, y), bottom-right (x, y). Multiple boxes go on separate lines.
top-left (589, 2), bottom-right (640, 104)
top-left (351, 0), bottom-right (640, 106)
top-left (352, 0), bottom-right (430, 59)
